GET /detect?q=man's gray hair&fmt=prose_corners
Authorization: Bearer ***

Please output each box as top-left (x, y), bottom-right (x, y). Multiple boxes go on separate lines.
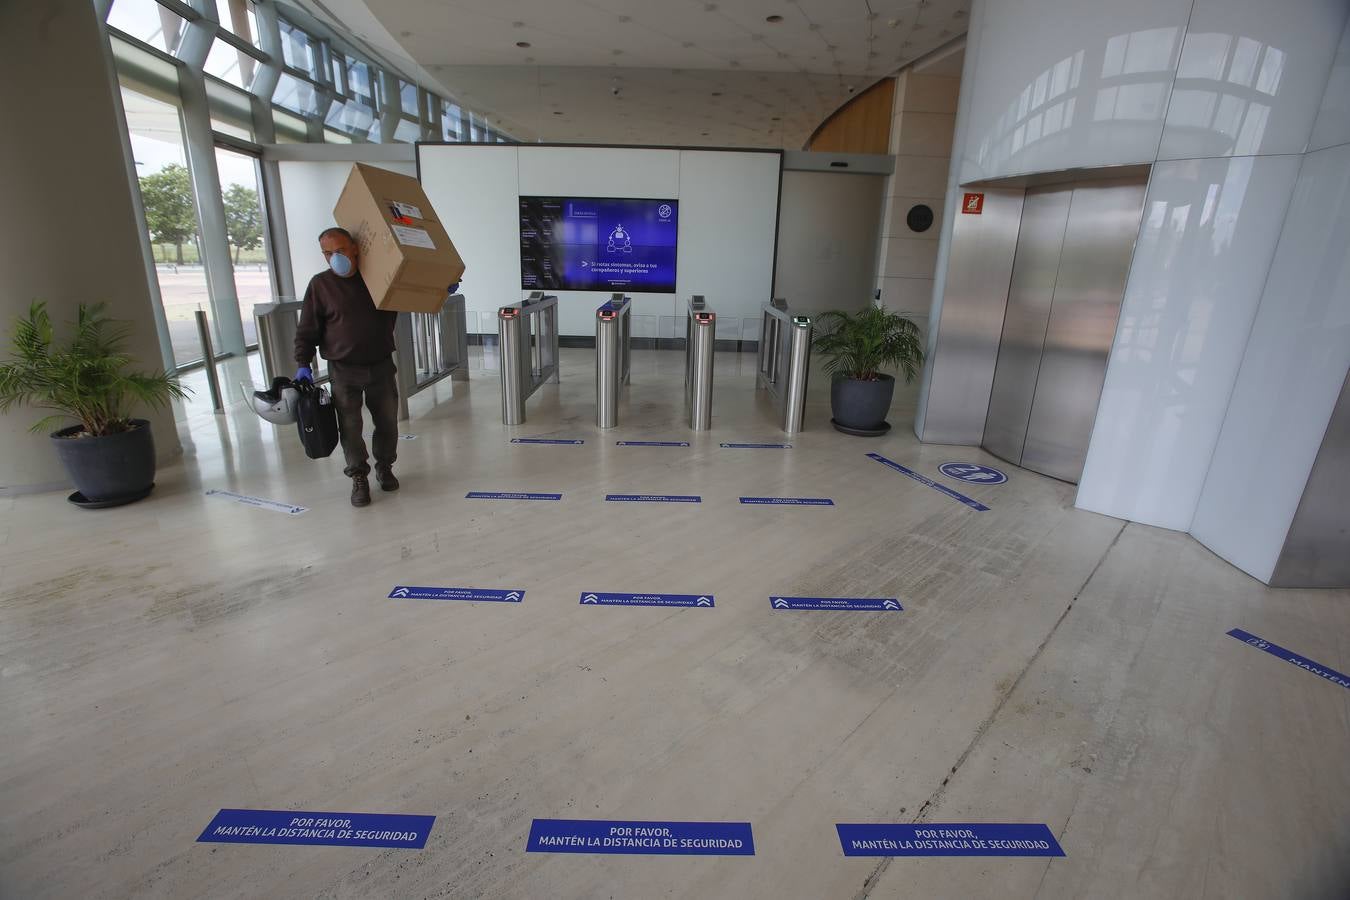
top-left (318, 226), bottom-right (354, 243)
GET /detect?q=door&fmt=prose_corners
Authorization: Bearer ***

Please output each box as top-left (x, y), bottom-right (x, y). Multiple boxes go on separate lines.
top-left (982, 175), bottom-right (1146, 483)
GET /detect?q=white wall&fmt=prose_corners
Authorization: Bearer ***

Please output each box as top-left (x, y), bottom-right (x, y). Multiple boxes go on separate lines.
top-left (276, 159), bottom-right (417, 299)
top-left (1189, 141), bottom-right (1350, 581)
top-left (417, 144), bottom-right (780, 338)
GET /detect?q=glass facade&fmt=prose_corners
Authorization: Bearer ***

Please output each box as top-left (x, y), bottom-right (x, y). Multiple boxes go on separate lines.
top-left (102, 0), bottom-right (510, 373)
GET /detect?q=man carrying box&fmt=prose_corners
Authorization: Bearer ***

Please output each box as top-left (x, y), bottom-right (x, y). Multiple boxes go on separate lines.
top-left (293, 226), bottom-right (400, 508)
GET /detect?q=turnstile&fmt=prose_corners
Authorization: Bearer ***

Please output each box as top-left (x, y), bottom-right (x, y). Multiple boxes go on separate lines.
top-left (685, 295), bottom-right (715, 430)
top-left (756, 299), bottom-right (813, 434)
top-left (595, 294), bottom-right (632, 428)
top-left (498, 292), bottom-right (560, 425)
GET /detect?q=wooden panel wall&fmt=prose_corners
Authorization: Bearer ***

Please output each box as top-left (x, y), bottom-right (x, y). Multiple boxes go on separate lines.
top-left (805, 78), bottom-right (895, 154)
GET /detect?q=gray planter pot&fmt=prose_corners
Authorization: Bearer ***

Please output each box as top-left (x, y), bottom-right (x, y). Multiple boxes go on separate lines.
top-left (831, 374), bottom-right (895, 432)
top-left (50, 418), bottom-right (156, 505)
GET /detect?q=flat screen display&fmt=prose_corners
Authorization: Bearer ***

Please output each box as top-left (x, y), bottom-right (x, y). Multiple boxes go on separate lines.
top-left (519, 196), bottom-right (678, 293)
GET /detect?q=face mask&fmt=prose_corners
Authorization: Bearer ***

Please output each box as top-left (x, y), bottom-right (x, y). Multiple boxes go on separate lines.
top-left (328, 252), bottom-right (353, 277)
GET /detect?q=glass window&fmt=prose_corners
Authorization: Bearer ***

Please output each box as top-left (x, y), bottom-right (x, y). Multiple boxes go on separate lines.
top-left (204, 37), bottom-right (260, 90)
top-left (393, 118), bottom-right (422, 143)
top-left (347, 60), bottom-right (374, 102)
top-left (272, 108), bottom-right (308, 142)
top-left (324, 128), bottom-right (353, 144)
top-left (121, 85), bottom-right (216, 368)
top-left (399, 79), bottom-right (418, 114)
top-left (441, 100), bottom-right (461, 141)
top-left (273, 72), bottom-right (320, 115)
top-left (279, 20), bottom-right (317, 76)
top-left (325, 98), bottom-right (375, 138)
top-left (107, 0), bottom-right (188, 55)
top-left (329, 52), bottom-right (346, 94)
top-left (213, 0), bottom-right (260, 47)
top-left (214, 146), bottom-right (273, 346)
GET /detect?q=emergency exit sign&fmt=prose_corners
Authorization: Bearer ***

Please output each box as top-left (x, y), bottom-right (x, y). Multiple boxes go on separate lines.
top-left (962, 193), bottom-right (985, 214)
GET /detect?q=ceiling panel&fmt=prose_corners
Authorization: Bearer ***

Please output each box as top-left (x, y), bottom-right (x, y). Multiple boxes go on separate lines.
top-left (362, 0), bottom-right (968, 147)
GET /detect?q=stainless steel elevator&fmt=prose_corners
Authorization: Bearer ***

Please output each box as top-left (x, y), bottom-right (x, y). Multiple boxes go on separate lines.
top-left (982, 173), bottom-right (1147, 483)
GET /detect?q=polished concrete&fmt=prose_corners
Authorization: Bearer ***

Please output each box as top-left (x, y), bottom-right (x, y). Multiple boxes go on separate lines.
top-left (1, 348), bottom-right (1347, 899)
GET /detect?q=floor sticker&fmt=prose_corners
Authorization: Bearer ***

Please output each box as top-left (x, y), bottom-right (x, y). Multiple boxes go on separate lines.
top-left (616, 440), bottom-right (691, 447)
top-left (1227, 628), bottom-right (1349, 690)
top-left (939, 462), bottom-right (1007, 484)
top-left (466, 491), bottom-right (562, 501)
top-left (205, 489), bottom-right (307, 516)
top-left (771, 596), bottom-right (901, 611)
top-left (197, 809), bottom-right (435, 849)
top-left (581, 592), bottom-right (714, 608)
top-left (867, 453), bottom-right (990, 511)
top-left (740, 497), bottom-right (834, 506)
top-left (527, 819), bottom-right (753, 855)
top-left (389, 586), bottom-right (523, 602)
top-left (605, 494), bottom-right (701, 503)
top-left (510, 438), bottom-right (585, 445)
top-left (721, 442), bottom-right (792, 449)
top-left (836, 824), bottom-right (1064, 857)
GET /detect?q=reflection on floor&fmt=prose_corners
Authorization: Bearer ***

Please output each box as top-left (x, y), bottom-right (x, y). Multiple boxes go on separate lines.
top-left (2, 348), bottom-right (1347, 899)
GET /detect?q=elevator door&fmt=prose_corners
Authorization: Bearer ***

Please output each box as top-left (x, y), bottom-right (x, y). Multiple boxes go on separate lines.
top-left (982, 175), bottom-right (1146, 483)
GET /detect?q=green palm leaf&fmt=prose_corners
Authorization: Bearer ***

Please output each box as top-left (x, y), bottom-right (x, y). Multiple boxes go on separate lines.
top-left (811, 305), bottom-right (926, 382)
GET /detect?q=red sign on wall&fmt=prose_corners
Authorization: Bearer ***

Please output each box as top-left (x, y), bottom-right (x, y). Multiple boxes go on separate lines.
top-left (961, 192), bottom-right (985, 214)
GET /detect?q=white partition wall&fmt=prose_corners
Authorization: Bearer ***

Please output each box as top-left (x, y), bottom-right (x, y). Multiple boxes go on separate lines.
top-left (417, 144), bottom-right (781, 338)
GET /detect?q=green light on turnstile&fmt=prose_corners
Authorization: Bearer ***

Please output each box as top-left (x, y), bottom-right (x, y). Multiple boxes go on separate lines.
top-left (793, 315), bottom-right (811, 325)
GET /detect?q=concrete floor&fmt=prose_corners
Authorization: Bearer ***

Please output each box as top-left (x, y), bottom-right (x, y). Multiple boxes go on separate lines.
top-left (1, 347), bottom-right (1347, 899)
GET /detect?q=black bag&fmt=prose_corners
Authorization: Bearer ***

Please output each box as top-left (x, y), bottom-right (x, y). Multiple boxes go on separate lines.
top-left (294, 381), bottom-right (340, 459)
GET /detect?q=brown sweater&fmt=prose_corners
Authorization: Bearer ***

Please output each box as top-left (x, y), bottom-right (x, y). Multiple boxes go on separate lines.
top-left (294, 270), bottom-right (397, 366)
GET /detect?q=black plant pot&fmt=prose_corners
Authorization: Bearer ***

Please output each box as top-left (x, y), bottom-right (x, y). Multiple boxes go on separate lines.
top-left (50, 418), bottom-right (156, 507)
top-left (831, 374), bottom-right (895, 434)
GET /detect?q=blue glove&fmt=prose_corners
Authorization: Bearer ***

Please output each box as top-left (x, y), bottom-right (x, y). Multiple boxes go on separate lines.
top-left (295, 366), bottom-right (313, 383)
top-left (449, 281), bottom-right (461, 294)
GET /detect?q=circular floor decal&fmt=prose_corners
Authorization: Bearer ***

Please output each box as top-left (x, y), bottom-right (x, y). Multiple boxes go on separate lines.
top-left (939, 462), bottom-right (1008, 485)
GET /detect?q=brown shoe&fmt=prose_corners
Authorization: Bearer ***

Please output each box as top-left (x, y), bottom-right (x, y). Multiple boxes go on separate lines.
top-left (351, 474), bottom-right (372, 507)
top-left (375, 466), bottom-right (399, 492)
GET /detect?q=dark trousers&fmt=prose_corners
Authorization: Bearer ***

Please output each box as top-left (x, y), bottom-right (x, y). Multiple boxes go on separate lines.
top-left (328, 357), bottom-right (399, 478)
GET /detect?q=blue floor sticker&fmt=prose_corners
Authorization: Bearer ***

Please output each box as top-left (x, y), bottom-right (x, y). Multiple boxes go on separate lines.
top-left (527, 819), bottom-right (754, 855)
top-left (198, 809), bottom-right (435, 849)
top-left (510, 438), bottom-right (584, 445)
top-left (389, 586), bottom-right (523, 603)
top-left (837, 824), bottom-right (1064, 857)
top-left (1227, 628), bottom-right (1349, 690)
top-left (616, 440), bottom-right (691, 447)
top-left (939, 462), bottom-right (1008, 484)
top-left (721, 442), bottom-right (792, 449)
top-left (771, 596), bottom-right (901, 611)
top-left (581, 592), bottom-right (714, 608)
top-left (740, 497), bottom-right (835, 506)
top-left (466, 491), bottom-right (562, 501)
top-left (867, 453), bottom-right (990, 511)
top-left (605, 494), bottom-right (701, 503)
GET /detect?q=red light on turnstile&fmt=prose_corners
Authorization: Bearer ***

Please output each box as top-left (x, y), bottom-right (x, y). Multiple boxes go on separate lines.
top-left (695, 312), bottom-right (714, 323)
top-left (499, 308), bottom-right (519, 319)
top-left (599, 310), bottom-right (616, 320)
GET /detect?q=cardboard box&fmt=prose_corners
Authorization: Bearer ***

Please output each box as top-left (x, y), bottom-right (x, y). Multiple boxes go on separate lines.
top-left (333, 163), bottom-right (465, 314)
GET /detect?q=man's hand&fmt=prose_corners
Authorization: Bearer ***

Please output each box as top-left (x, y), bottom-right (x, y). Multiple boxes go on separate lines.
top-left (295, 366), bottom-right (313, 383)
top-left (449, 282), bottom-right (461, 294)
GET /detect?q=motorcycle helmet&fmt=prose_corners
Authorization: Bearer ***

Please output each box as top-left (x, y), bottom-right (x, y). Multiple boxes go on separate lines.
top-left (251, 376), bottom-right (301, 424)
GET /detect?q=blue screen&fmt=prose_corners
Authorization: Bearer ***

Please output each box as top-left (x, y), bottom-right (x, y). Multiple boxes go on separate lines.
top-left (520, 196), bottom-right (678, 293)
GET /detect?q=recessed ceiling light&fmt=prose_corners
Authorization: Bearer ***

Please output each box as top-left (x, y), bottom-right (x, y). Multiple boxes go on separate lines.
top-left (553, 110), bottom-right (564, 115)
top-left (771, 116), bottom-right (780, 121)
top-left (765, 14), bottom-right (783, 23)
top-left (516, 41), bottom-right (531, 48)
top-left (711, 91), bottom-right (722, 96)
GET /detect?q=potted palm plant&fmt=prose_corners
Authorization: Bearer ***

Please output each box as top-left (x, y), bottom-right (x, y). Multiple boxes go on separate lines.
top-left (813, 304), bottom-right (925, 435)
top-left (0, 301), bottom-right (189, 507)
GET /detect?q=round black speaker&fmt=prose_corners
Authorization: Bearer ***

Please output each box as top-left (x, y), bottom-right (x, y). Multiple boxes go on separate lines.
top-left (906, 204), bottom-right (934, 233)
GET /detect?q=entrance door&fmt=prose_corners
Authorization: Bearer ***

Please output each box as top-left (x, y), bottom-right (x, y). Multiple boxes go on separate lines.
top-left (982, 175), bottom-right (1146, 483)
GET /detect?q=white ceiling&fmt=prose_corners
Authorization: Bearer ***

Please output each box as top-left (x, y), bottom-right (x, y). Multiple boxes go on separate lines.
top-left (354, 0), bottom-right (970, 148)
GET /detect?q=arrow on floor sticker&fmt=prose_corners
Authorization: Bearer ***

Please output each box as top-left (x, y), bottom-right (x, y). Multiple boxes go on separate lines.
top-left (582, 593), bottom-right (599, 604)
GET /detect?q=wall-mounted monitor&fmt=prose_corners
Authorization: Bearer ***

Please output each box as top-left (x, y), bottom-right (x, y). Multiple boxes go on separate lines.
top-left (519, 196), bottom-right (678, 293)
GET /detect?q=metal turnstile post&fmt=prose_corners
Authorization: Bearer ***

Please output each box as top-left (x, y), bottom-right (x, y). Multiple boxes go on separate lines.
top-left (499, 308), bottom-right (526, 425)
top-left (596, 306), bottom-right (621, 428)
top-left (688, 311), bottom-right (715, 430)
top-left (194, 309), bottom-right (224, 413)
top-left (782, 315), bottom-right (812, 434)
